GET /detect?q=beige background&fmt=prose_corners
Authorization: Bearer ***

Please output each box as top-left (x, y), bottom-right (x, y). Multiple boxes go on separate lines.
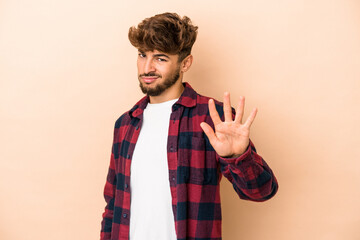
top-left (1, 0), bottom-right (359, 239)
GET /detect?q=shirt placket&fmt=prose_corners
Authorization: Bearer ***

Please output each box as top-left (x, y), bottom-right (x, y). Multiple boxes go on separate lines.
top-left (122, 111), bottom-right (143, 239)
top-left (167, 104), bottom-right (183, 236)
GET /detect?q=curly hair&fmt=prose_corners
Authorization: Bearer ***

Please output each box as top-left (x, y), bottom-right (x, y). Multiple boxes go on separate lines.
top-left (128, 12), bottom-right (198, 62)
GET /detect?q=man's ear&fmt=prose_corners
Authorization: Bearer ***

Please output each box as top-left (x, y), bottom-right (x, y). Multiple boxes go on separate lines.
top-left (180, 54), bottom-right (193, 73)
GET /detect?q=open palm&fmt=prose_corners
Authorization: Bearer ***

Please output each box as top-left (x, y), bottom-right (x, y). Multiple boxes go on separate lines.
top-left (200, 92), bottom-right (258, 158)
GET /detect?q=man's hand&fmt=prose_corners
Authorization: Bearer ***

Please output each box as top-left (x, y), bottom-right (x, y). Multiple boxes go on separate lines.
top-left (200, 92), bottom-right (258, 158)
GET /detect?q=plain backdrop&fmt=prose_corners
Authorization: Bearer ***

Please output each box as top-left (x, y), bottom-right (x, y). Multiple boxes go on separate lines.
top-left (1, 0), bottom-right (359, 239)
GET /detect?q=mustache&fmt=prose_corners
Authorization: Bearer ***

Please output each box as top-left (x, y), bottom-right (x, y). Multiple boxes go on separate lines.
top-left (139, 72), bottom-right (162, 77)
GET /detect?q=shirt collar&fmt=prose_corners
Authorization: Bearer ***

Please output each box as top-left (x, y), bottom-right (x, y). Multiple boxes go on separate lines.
top-left (129, 82), bottom-right (198, 118)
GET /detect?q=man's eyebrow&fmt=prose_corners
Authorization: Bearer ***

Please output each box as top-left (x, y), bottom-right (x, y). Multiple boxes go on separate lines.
top-left (153, 54), bottom-right (170, 59)
top-left (137, 51), bottom-right (170, 59)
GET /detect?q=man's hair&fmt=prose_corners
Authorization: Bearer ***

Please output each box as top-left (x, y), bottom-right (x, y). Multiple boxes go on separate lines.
top-left (128, 12), bottom-right (198, 62)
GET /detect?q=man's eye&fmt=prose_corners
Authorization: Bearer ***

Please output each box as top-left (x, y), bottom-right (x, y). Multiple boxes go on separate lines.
top-left (138, 53), bottom-right (146, 58)
top-left (157, 58), bottom-right (167, 62)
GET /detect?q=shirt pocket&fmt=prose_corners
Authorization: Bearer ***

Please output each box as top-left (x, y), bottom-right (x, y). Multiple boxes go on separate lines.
top-left (178, 135), bottom-right (218, 185)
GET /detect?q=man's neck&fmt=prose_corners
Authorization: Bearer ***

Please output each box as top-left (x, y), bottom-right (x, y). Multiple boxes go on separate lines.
top-left (149, 81), bottom-right (185, 104)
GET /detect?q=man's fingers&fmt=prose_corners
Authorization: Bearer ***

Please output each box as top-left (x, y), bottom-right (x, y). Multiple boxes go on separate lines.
top-left (200, 122), bottom-right (217, 145)
top-left (223, 92), bottom-right (233, 122)
top-left (234, 96), bottom-right (245, 123)
top-left (244, 107), bottom-right (258, 128)
top-left (208, 99), bottom-right (222, 125)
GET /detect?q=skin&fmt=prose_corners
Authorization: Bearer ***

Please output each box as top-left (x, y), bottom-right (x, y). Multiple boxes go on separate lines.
top-left (200, 94), bottom-right (258, 157)
top-left (137, 49), bottom-right (257, 158)
top-left (137, 50), bottom-right (193, 104)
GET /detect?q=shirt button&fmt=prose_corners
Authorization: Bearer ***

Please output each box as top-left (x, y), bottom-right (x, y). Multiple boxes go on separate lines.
top-left (170, 146), bottom-right (173, 151)
top-left (127, 154), bottom-right (130, 159)
top-left (123, 214), bottom-right (127, 218)
top-left (172, 177), bottom-right (176, 181)
top-left (136, 126), bottom-right (139, 130)
top-left (125, 184), bottom-right (128, 189)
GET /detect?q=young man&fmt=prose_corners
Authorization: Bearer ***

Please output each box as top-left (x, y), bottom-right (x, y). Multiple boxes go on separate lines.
top-left (101, 12), bottom-right (278, 240)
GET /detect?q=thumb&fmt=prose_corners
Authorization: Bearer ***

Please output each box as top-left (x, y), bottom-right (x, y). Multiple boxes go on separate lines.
top-left (200, 122), bottom-right (217, 145)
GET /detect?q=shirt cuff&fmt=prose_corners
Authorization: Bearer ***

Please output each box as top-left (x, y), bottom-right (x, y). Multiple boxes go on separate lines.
top-left (218, 142), bottom-right (252, 165)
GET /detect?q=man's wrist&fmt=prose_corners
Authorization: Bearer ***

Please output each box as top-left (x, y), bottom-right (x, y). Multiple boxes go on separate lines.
top-left (221, 143), bottom-right (251, 159)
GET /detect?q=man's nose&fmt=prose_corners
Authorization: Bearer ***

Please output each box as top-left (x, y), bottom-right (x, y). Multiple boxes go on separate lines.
top-left (144, 59), bottom-right (155, 73)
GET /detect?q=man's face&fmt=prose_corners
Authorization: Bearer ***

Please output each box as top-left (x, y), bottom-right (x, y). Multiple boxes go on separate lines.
top-left (137, 50), bottom-right (181, 96)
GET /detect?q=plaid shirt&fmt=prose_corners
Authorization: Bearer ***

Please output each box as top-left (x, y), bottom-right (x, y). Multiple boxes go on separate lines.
top-left (101, 82), bottom-right (278, 240)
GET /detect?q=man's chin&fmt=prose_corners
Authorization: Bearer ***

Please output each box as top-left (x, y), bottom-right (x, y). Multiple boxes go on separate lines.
top-left (139, 83), bottom-right (161, 96)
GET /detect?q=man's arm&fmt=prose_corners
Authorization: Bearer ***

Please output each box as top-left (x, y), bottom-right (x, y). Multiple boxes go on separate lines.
top-left (100, 130), bottom-right (118, 239)
top-left (200, 93), bottom-right (278, 201)
top-left (217, 140), bottom-right (278, 201)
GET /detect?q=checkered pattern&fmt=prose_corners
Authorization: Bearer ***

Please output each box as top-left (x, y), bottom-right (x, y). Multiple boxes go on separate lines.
top-left (100, 82), bottom-right (278, 240)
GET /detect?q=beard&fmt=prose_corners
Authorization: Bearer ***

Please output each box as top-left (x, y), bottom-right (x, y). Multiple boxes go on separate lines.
top-left (138, 68), bottom-right (180, 96)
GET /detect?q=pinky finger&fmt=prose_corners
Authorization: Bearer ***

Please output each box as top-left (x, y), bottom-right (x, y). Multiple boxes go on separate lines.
top-left (244, 108), bottom-right (258, 128)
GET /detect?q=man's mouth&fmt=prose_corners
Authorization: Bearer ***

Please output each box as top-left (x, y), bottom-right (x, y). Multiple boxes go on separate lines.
top-left (140, 73), bottom-right (161, 84)
top-left (142, 76), bottom-right (159, 84)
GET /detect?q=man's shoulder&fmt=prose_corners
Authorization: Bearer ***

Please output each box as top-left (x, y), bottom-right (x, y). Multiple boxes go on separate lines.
top-left (193, 90), bottom-right (233, 119)
top-left (113, 95), bottom-right (148, 129)
top-left (114, 111), bottom-right (131, 129)
top-left (194, 91), bottom-right (225, 110)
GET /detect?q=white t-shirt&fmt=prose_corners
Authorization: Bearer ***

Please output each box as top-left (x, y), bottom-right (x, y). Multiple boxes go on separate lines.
top-left (129, 98), bottom-right (178, 240)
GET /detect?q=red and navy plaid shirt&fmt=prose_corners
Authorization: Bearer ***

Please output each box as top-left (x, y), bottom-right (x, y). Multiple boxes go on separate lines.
top-left (101, 82), bottom-right (278, 240)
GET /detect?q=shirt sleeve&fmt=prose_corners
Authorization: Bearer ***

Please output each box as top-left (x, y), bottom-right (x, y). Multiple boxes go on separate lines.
top-left (217, 139), bottom-right (278, 202)
top-left (100, 132), bottom-right (118, 239)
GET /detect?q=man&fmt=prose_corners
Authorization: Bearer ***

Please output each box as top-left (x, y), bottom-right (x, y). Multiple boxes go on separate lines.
top-left (101, 12), bottom-right (278, 240)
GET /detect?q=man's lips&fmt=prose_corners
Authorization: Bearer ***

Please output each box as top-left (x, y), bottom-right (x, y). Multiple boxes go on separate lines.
top-left (141, 76), bottom-right (159, 84)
